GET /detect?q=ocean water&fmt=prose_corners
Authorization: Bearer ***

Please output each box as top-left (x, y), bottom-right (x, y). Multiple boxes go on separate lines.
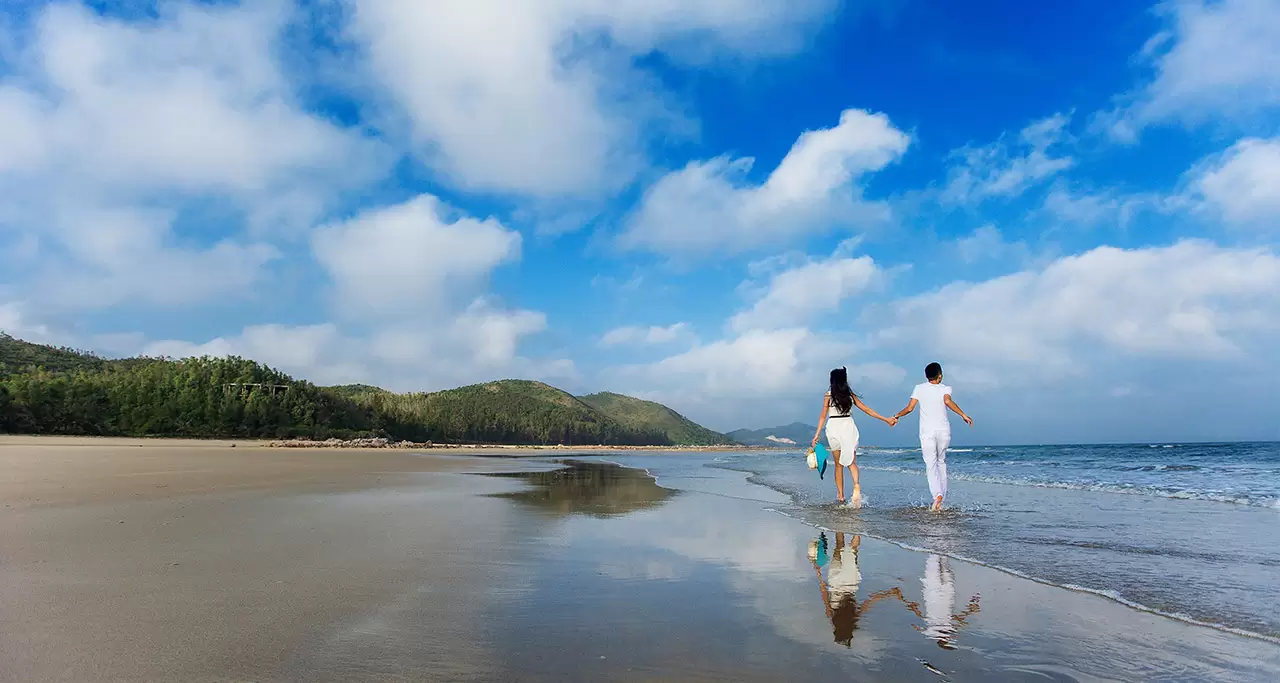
top-left (600, 441), bottom-right (1280, 644)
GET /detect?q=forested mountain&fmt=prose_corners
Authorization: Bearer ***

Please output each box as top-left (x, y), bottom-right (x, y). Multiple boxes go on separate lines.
top-left (578, 392), bottom-right (733, 446)
top-left (0, 334), bottom-right (375, 438)
top-left (0, 335), bottom-right (730, 446)
top-left (341, 380), bottom-right (676, 445)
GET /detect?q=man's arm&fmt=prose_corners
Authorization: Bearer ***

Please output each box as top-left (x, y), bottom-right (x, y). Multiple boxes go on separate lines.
top-left (944, 394), bottom-right (973, 426)
top-left (894, 398), bottom-right (918, 420)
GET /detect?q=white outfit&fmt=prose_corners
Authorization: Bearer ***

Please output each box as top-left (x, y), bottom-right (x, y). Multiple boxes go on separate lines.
top-left (826, 549), bottom-right (862, 606)
top-left (823, 392), bottom-right (859, 466)
top-left (911, 382), bottom-right (954, 500)
top-left (920, 431), bottom-right (951, 500)
top-left (921, 554), bottom-right (956, 642)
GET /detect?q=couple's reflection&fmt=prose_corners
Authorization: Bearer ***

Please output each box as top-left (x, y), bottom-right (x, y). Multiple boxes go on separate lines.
top-left (808, 534), bottom-right (981, 649)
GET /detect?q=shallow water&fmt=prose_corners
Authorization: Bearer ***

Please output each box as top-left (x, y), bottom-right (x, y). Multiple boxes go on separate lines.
top-left (497, 460), bottom-right (1280, 682)
top-left (602, 443), bottom-right (1280, 643)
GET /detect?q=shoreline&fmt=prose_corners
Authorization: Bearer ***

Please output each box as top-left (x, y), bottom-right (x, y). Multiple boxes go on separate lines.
top-left (0, 434), bottom-right (783, 453)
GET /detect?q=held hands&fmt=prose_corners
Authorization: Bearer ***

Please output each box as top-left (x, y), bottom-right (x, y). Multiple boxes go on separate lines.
top-left (885, 416), bottom-right (898, 427)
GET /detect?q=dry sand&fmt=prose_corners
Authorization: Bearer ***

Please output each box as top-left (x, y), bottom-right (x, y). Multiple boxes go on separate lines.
top-left (0, 435), bottom-right (508, 507)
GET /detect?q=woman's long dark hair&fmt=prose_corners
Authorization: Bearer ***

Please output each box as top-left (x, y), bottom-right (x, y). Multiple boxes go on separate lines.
top-left (829, 367), bottom-right (856, 415)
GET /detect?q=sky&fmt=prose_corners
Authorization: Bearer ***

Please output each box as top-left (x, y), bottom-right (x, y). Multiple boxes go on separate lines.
top-left (1, 0), bottom-right (1278, 446)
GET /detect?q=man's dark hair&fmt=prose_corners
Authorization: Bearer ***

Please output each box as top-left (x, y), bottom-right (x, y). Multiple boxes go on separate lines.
top-left (925, 362), bottom-right (943, 381)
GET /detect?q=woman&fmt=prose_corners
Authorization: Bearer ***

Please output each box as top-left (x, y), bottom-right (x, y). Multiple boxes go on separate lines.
top-left (811, 367), bottom-right (896, 505)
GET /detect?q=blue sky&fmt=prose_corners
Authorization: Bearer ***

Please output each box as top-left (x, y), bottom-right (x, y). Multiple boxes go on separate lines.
top-left (2, 0), bottom-right (1278, 445)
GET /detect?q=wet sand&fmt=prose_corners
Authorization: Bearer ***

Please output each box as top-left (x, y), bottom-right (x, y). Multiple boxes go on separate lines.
top-left (3, 439), bottom-right (1276, 681)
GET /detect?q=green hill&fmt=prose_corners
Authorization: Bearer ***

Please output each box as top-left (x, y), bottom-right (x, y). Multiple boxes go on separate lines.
top-left (0, 335), bottom-right (726, 446)
top-left (0, 334), bottom-right (376, 438)
top-left (349, 380), bottom-right (670, 446)
top-left (0, 334), bottom-right (109, 375)
top-left (578, 392), bottom-right (734, 446)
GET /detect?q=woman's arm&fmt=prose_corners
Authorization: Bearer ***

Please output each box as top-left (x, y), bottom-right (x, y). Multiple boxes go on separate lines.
top-left (812, 394), bottom-right (830, 446)
top-left (854, 396), bottom-right (897, 426)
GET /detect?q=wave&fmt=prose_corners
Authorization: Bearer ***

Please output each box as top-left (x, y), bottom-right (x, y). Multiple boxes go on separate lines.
top-left (765, 508), bottom-right (1280, 645)
top-left (856, 465), bottom-right (1280, 509)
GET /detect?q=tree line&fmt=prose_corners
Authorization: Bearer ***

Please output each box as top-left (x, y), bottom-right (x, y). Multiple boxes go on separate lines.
top-left (0, 336), bottom-right (681, 445)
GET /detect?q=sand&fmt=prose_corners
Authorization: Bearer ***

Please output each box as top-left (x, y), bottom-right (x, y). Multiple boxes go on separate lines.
top-left (3, 437), bottom-right (1277, 682)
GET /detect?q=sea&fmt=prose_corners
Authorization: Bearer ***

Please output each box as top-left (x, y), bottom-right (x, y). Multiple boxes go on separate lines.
top-left (599, 441), bottom-right (1280, 644)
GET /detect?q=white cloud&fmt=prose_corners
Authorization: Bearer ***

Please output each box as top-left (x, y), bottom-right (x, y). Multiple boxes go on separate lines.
top-left (599, 323), bottom-right (688, 347)
top-left (1042, 184), bottom-right (1138, 227)
top-left (1099, 0), bottom-right (1280, 140)
top-left (143, 323), bottom-right (363, 386)
top-left (138, 188), bottom-right (560, 393)
top-left (622, 328), bottom-right (834, 396)
top-left (0, 2), bottom-right (388, 312)
top-left (730, 253), bottom-right (883, 332)
top-left (941, 113), bottom-right (1074, 204)
top-left (1185, 137), bottom-right (1280, 228)
top-left (613, 326), bottom-right (903, 428)
top-left (349, 0), bottom-right (834, 198)
top-left (142, 302), bottom-right (573, 393)
top-left (312, 195), bottom-right (521, 317)
top-left (877, 241), bottom-right (1280, 379)
top-left (0, 302), bottom-right (53, 343)
top-left (620, 108), bottom-right (910, 255)
top-left (954, 225), bottom-right (1029, 265)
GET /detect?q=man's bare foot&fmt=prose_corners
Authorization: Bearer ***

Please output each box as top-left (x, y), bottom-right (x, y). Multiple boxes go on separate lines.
top-left (932, 495), bottom-right (944, 511)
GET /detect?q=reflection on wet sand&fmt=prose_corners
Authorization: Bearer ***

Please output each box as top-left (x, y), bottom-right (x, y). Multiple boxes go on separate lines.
top-left (902, 554), bottom-right (982, 650)
top-left (808, 535), bottom-right (982, 653)
top-left (486, 460), bottom-right (676, 517)
top-left (808, 532), bottom-right (903, 646)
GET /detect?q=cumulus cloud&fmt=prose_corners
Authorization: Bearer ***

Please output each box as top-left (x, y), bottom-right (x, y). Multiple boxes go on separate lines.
top-left (312, 195), bottom-right (521, 317)
top-left (0, 302), bottom-right (53, 343)
top-left (1184, 137), bottom-right (1280, 229)
top-left (954, 225), bottom-right (1029, 265)
top-left (143, 324), bottom-right (364, 385)
top-left (1098, 0), bottom-right (1280, 140)
top-left (941, 113), bottom-right (1074, 204)
top-left (612, 326), bottom-right (903, 429)
top-left (599, 323), bottom-right (689, 347)
top-left (0, 1), bottom-right (387, 312)
top-left (876, 241), bottom-right (1280, 379)
top-left (139, 189), bottom-right (563, 392)
top-left (349, 0), bottom-right (834, 197)
top-left (730, 253), bottom-right (884, 332)
top-left (619, 108), bottom-right (910, 255)
top-left (142, 302), bottom-right (573, 393)
top-left (621, 328), bottom-right (839, 396)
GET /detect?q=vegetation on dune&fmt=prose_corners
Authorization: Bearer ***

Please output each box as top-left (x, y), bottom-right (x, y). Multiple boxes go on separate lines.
top-left (578, 392), bottom-right (734, 446)
top-left (0, 335), bottom-right (728, 446)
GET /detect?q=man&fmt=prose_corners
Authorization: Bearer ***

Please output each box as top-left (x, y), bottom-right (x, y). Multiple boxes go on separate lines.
top-left (893, 362), bottom-right (973, 511)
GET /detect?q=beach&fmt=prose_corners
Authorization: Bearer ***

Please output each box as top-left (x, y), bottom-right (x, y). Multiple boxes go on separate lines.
top-left (2, 437), bottom-right (1277, 682)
